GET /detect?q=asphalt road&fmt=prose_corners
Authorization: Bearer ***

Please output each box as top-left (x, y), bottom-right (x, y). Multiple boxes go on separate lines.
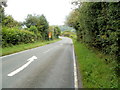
top-left (1, 37), bottom-right (76, 88)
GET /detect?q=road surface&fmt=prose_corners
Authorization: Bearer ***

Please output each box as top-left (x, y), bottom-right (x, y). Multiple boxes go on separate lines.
top-left (1, 37), bottom-right (77, 88)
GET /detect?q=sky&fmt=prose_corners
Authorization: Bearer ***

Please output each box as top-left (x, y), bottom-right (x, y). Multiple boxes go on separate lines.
top-left (5, 0), bottom-right (73, 25)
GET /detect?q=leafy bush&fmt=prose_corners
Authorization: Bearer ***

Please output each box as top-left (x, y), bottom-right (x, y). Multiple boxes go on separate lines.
top-left (28, 26), bottom-right (42, 40)
top-left (62, 30), bottom-right (75, 37)
top-left (2, 27), bottom-right (37, 47)
top-left (48, 26), bottom-right (61, 39)
top-left (66, 2), bottom-right (120, 78)
top-left (66, 2), bottom-right (119, 60)
top-left (28, 26), bottom-right (38, 34)
top-left (24, 14), bottom-right (49, 40)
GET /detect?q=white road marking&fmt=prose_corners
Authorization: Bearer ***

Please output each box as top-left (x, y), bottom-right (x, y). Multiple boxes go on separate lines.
top-left (60, 44), bottom-right (63, 45)
top-left (73, 45), bottom-right (78, 88)
top-left (43, 48), bottom-right (52, 53)
top-left (7, 56), bottom-right (37, 77)
top-left (43, 46), bottom-right (59, 54)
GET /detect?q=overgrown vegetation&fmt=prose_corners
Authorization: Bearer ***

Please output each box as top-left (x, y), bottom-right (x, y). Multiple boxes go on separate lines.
top-left (2, 27), bottom-right (39, 47)
top-left (66, 2), bottom-right (119, 59)
top-left (1, 39), bottom-right (61, 56)
top-left (59, 25), bottom-right (75, 32)
top-left (24, 14), bottom-right (49, 40)
top-left (62, 30), bottom-right (76, 38)
top-left (73, 39), bottom-right (118, 88)
top-left (66, 1), bottom-right (119, 88)
top-left (0, 5), bottom-right (61, 48)
top-left (47, 26), bottom-right (61, 40)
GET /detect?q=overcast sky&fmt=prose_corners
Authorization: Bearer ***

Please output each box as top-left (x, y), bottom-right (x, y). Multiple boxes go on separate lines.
top-left (5, 0), bottom-right (73, 25)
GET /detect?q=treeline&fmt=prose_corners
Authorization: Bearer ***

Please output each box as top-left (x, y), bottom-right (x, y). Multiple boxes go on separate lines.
top-left (0, 6), bottom-right (61, 47)
top-left (62, 30), bottom-right (76, 38)
top-left (66, 2), bottom-right (119, 75)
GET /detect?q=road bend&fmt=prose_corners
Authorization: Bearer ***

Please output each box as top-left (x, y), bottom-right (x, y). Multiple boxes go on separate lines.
top-left (1, 37), bottom-right (76, 88)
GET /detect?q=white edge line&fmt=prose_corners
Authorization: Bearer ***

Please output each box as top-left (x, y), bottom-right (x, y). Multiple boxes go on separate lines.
top-left (73, 45), bottom-right (78, 89)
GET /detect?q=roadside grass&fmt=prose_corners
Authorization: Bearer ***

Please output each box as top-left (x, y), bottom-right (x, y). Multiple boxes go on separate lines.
top-left (73, 40), bottom-right (118, 88)
top-left (0, 39), bottom-right (61, 56)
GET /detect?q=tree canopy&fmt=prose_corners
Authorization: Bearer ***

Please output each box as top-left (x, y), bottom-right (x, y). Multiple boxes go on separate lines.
top-left (24, 14), bottom-right (49, 40)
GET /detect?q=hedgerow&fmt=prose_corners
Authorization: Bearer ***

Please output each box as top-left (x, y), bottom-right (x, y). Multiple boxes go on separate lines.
top-left (66, 2), bottom-right (120, 78)
top-left (2, 27), bottom-right (39, 47)
top-left (66, 2), bottom-right (119, 61)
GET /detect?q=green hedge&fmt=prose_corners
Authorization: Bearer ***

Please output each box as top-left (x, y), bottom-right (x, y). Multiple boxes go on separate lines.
top-left (66, 2), bottom-right (120, 78)
top-left (2, 27), bottom-right (38, 47)
top-left (28, 26), bottom-right (42, 41)
top-left (67, 2), bottom-right (119, 60)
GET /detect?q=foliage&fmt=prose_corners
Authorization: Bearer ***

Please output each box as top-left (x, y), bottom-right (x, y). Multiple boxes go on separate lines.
top-left (66, 2), bottom-right (120, 62)
top-left (48, 26), bottom-right (61, 39)
top-left (37, 15), bottom-right (49, 40)
top-left (54, 26), bottom-right (61, 38)
top-left (1, 39), bottom-right (61, 56)
top-left (48, 26), bottom-right (55, 39)
top-left (2, 27), bottom-right (37, 47)
top-left (62, 30), bottom-right (75, 38)
top-left (59, 25), bottom-right (75, 32)
top-left (1, 3), bottom-right (61, 49)
top-left (24, 14), bottom-right (49, 40)
top-left (28, 26), bottom-right (38, 34)
top-left (73, 40), bottom-right (118, 88)
top-left (0, 6), bottom-right (5, 23)
top-left (0, 6), bottom-right (21, 28)
top-left (66, 2), bottom-right (120, 87)
top-left (28, 25), bottom-right (42, 40)
top-left (1, 12), bottom-right (60, 48)
top-left (2, 15), bottom-right (21, 28)
top-left (24, 14), bottom-right (39, 28)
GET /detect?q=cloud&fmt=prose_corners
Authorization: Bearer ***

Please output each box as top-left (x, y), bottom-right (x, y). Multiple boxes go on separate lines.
top-left (5, 0), bottom-right (72, 25)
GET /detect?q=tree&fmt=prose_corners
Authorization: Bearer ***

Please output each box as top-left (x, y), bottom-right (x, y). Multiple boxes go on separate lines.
top-left (65, 9), bottom-right (79, 28)
top-left (54, 26), bottom-right (61, 38)
top-left (24, 14), bottom-right (49, 40)
top-left (28, 26), bottom-right (38, 34)
top-left (24, 14), bottom-right (39, 28)
top-left (2, 15), bottom-right (20, 28)
top-left (37, 15), bottom-right (49, 40)
top-left (1, 1), bottom-right (20, 28)
top-left (0, 0), bottom-right (7, 26)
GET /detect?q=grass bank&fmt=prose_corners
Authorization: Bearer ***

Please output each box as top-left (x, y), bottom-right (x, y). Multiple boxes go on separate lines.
top-left (73, 40), bottom-right (118, 88)
top-left (0, 39), bottom-right (61, 56)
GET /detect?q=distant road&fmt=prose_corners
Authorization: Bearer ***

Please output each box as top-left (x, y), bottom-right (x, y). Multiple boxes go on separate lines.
top-left (1, 37), bottom-right (77, 88)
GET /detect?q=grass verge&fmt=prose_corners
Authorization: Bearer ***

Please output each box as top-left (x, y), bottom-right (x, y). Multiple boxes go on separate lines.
top-left (73, 39), bottom-right (118, 88)
top-left (0, 39), bottom-right (61, 56)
